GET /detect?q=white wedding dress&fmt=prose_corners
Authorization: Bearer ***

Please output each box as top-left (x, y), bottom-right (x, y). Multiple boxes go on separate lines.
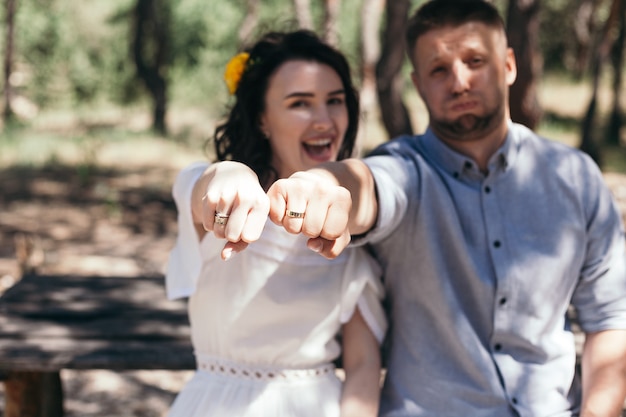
top-left (165, 162), bottom-right (387, 417)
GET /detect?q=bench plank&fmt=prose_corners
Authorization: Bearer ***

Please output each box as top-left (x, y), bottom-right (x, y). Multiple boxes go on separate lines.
top-left (0, 274), bottom-right (195, 372)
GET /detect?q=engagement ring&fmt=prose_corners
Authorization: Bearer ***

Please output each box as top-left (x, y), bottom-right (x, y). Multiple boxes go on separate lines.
top-left (214, 212), bottom-right (230, 226)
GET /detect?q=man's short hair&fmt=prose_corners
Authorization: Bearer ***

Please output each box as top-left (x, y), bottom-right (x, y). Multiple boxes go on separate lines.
top-left (406, 0), bottom-right (506, 62)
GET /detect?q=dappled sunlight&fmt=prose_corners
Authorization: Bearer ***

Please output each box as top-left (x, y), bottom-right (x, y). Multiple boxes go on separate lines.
top-left (59, 369), bottom-right (193, 417)
top-left (0, 164), bottom-right (179, 279)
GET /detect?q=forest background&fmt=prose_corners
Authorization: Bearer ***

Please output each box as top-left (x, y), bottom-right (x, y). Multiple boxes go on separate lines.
top-left (1, 0), bottom-right (625, 168)
top-left (0, 0), bottom-right (625, 416)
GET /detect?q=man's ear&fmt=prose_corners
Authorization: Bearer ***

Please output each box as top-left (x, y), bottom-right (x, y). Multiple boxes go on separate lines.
top-left (505, 47), bottom-right (517, 87)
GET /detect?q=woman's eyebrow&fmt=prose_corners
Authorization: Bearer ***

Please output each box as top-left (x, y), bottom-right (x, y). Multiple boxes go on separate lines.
top-left (284, 91), bottom-right (314, 99)
top-left (284, 89), bottom-right (345, 99)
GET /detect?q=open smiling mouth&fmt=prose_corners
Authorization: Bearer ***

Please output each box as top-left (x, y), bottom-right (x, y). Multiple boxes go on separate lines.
top-left (303, 138), bottom-right (333, 157)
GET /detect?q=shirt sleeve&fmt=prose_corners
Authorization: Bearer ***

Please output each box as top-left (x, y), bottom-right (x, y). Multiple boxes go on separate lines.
top-left (351, 150), bottom-right (416, 247)
top-left (571, 155), bottom-right (626, 332)
top-left (165, 161), bottom-right (210, 300)
top-left (339, 247), bottom-right (387, 344)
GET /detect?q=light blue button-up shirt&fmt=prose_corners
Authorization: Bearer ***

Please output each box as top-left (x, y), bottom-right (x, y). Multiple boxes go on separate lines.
top-left (360, 122), bottom-right (626, 416)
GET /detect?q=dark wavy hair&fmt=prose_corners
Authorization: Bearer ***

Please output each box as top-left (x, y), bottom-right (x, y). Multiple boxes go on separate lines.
top-left (213, 29), bottom-right (360, 188)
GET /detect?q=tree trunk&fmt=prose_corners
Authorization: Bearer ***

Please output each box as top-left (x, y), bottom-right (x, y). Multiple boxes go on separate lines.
top-left (323, 0), bottom-right (340, 46)
top-left (293, 0), bottom-right (313, 30)
top-left (239, 0), bottom-right (260, 44)
top-left (580, 0), bottom-right (623, 165)
top-left (132, 0), bottom-right (170, 135)
top-left (506, 0), bottom-right (542, 130)
top-left (2, 0), bottom-right (16, 124)
top-left (606, 0), bottom-right (625, 145)
top-left (572, 0), bottom-right (600, 79)
top-left (376, 0), bottom-right (412, 139)
top-left (360, 0), bottom-right (384, 117)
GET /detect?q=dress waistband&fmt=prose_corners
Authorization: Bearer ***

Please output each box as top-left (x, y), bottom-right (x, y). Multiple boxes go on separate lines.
top-left (195, 354), bottom-right (335, 382)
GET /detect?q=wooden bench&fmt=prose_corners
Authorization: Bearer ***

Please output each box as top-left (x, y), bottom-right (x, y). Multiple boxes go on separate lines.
top-left (0, 273), bottom-right (194, 417)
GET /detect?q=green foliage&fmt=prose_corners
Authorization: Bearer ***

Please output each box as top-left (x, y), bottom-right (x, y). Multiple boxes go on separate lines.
top-left (15, 0), bottom-right (64, 107)
top-left (12, 0), bottom-right (136, 108)
top-left (6, 0), bottom-right (389, 116)
top-left (539, 1), bottom-right (580, 72)
top-left (4, 0), bottom-right (622, 138)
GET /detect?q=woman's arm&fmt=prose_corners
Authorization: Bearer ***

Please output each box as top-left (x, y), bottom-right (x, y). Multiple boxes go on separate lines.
top-left (340, 308), bottom-right (382, 417)
top-left (580, 329), bottom-right (626, 417)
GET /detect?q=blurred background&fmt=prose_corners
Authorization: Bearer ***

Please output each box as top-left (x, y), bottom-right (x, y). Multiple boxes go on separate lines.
top-left (0, 0), bottom-right (625, 415)
top-left (0, 0), bottom-right (624, 165)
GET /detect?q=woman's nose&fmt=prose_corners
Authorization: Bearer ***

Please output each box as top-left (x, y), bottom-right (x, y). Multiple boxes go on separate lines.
top-left (312, 106), bottom-right (333, 131)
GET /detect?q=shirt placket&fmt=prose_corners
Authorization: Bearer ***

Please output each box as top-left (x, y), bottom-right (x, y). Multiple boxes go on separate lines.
top-left (480, 173), bottom-right (522, 412)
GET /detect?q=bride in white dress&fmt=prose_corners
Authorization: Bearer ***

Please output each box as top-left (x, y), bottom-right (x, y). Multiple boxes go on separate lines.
top-left (165, 30), bottom-right (386, 417)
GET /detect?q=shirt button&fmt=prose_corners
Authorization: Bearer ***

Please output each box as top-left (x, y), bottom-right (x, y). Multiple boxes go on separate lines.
top-left (493, 240), bottom-right (501, 248)
top-left (512, 397), bottom-right (518, 405)
top-left (494, 343), bottom-right (502, 351)
top-left (453, 172), bottom-right (459, 178)
top-left (464, 161), bottom-right (472, 169)
top-left (484, 186), bottom-right (491, 193)
top-left (499, 297), bottom-right (507, 305)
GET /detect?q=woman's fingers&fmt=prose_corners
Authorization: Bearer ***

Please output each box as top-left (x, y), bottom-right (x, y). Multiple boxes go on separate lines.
top-left (202, 165), bottom-right (270, 245)
top-left (267, 173), bottom-right (352, 259)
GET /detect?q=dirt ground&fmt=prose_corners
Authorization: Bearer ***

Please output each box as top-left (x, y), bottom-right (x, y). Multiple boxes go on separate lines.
top-left (1, 164), bottom-right (626, 416)
top-left (0, 164), bottom-right (193, 416)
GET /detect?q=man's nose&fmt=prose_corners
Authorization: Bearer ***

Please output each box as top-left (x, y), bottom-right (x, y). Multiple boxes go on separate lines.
top-left (451, 62), bottom-right (471, 94)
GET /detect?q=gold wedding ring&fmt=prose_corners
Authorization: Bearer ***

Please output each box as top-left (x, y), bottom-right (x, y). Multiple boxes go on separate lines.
top-left (286, 210), bottom-right (305, 219)
top-left (214, 212), bottom-right (230, 226)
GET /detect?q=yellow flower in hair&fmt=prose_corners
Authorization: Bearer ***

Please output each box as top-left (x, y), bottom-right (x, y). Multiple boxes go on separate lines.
top-left (224, 52), bottom-right (250, 95)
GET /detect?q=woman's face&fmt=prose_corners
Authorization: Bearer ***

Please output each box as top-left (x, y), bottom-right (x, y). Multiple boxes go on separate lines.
top-left (260, 60), bottom-right (349, 178)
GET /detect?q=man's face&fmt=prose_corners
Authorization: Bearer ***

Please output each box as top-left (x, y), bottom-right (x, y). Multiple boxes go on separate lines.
top-left (411, 22), bottom-right (517, 144)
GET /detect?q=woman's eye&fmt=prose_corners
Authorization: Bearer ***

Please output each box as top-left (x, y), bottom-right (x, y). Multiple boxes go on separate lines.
top-left (289, 100), bottom-right (308, 109)
top-left (328, 97), bottom-right (344, 106)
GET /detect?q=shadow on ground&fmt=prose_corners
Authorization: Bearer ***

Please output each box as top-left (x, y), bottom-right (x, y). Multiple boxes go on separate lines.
top-left (0, 163), bottom-right (186, 416)
top-left (0, 164), bottom-right (179, 279)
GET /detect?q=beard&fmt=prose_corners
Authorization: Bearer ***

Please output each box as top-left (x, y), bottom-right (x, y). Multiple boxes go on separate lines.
top-left (431, 110), bottom-right (501, 143)
top-left (428, 94), bottom-right (507, 143)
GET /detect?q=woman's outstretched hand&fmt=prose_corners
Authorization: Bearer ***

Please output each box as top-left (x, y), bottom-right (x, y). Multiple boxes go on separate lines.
top-left (267, 170), bottom-right (352, 259)
top-left (193, 161), bottom-right (270, 260)
top-left (194, 162), bottom-right (355, 260)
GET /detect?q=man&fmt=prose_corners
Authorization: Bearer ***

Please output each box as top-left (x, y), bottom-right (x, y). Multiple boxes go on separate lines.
top-left (269, 0), bottom-right (626, 417)
top-left (217, 0), bottom-right (626, 415)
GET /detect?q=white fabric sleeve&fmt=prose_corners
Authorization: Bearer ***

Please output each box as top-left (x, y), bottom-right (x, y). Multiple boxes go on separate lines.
top-left (165, 161), bottom-right (210, 300)
top-left (339, 248), bottom-right (387, 344)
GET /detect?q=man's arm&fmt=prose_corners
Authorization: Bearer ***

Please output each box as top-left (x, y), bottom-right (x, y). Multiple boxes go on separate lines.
top-left (580, 329), bottom-right (626, 417)
top-left (267, 158), bottom-right (378, 259)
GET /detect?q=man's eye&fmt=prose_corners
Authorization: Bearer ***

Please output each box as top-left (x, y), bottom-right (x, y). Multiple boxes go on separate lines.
top-left (431, 67), bottom-right (446, 76)
top-left (469, 57), bottom-right (484, 67)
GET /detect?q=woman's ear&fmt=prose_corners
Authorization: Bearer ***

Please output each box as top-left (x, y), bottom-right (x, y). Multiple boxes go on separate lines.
top-left (259, 117), bottom-right (270, 139)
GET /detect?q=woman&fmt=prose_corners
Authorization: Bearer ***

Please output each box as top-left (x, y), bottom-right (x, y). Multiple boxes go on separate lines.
top-left (166, 30), bottom-right (386, 417)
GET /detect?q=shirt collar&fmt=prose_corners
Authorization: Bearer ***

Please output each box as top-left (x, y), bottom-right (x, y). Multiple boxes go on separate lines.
top-left (420, 120), bottom-right (518, 181)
